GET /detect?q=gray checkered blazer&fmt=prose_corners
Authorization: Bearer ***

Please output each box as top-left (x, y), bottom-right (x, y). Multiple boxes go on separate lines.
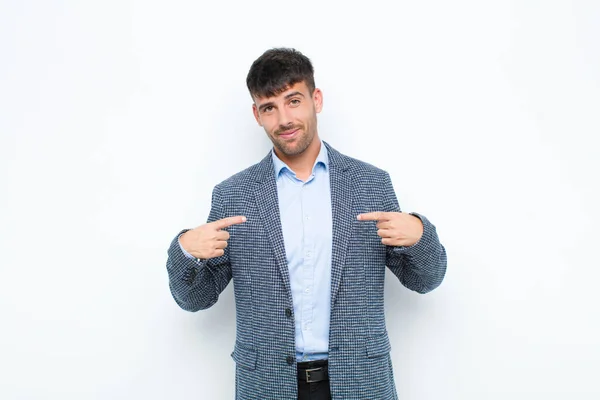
top-left (166, 141), bottom-right (447, 399)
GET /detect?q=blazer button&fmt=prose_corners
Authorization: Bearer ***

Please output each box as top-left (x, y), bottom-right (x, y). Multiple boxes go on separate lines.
top-left (286, 355), bottom-right (294, 365)
top-left (285, 308), bottom-right (292, 318)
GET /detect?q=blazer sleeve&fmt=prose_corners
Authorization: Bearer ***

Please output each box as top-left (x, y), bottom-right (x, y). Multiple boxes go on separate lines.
top-left (165, 185), bottom-right (233, 311)
top-left (381, 172), bottom-right (447, 294)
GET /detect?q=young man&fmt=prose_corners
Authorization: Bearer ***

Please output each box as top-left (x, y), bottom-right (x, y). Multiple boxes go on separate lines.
top-left (166, 48), bottom-right (447, 400)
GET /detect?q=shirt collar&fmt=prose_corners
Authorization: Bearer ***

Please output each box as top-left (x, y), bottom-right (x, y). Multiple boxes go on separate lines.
top-left (272, 139), bottom-right (329, 179)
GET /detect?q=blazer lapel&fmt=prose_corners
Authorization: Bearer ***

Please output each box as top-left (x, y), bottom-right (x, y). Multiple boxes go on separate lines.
top-left (253, 152), bottom-right (293, 299)
top-left (252, 142), bottom-right (353, 308)
top-left (324, 142), bottom-right (353, 309)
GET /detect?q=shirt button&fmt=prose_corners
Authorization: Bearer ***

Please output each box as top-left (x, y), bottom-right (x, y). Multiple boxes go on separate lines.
top-left (285, 308), bottom-right (292, 318)
top-left (286, 355), bottom-right (295, 365)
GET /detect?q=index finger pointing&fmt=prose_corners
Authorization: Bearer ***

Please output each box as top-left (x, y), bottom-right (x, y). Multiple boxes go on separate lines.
top-left (212, 216), bottom-right (247, 230)
top-left (357, 211), bottom-right (391, 221)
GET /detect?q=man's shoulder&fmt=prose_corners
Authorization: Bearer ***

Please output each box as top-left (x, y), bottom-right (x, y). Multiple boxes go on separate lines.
top-left (331, 145), bottom-right (390, 180)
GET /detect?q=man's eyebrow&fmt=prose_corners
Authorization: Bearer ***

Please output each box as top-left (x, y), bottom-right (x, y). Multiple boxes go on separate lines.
top-left (284, 91), bottom-right (305, 99)
top-left (258, 101), bottom-right (275, 112)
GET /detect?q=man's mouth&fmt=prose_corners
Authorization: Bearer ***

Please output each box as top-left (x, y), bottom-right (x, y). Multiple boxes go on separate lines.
top-left (278, 129), bottom-right (299, 139)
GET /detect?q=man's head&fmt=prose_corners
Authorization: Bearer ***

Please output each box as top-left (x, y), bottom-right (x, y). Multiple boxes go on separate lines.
top-left (247, 48), bottom-right (322, 159)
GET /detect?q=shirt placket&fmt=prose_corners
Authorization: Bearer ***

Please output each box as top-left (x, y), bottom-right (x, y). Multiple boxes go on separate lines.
top-left (300, 182), bottom-right (315, 356)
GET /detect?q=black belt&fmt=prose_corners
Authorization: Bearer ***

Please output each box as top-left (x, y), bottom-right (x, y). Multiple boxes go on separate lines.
top-left (297, 360), bottom-right (329, 383)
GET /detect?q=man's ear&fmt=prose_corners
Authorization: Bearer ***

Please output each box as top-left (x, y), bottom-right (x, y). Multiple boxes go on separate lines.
top-left (313, 88), bottom-right (323, 113)
top-left (252, 103), bottom-right (263, 126)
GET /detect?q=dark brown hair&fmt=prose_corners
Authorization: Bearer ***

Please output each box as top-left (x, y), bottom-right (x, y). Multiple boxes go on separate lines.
top-left (246, 48), bottom-right (315, 99)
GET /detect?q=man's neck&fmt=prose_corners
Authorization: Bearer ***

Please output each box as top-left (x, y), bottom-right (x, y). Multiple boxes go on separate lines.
top-left (276, 136), bottom-right (322, 181)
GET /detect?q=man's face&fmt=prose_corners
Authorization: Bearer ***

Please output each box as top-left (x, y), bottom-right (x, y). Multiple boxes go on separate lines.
top-left (252, 81), bottom-right (323, 158)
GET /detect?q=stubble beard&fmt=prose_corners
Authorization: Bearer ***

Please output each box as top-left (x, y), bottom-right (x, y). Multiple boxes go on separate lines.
top-left (272, 127), bottom-right (314, 157)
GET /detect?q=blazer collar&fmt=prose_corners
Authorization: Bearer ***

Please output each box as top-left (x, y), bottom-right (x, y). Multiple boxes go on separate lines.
top-left (255, 140), bottom-right (349, 183)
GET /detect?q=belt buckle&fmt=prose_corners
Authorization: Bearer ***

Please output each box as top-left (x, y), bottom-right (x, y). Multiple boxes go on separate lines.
top-left (305, 367), bottom-right (321, 383)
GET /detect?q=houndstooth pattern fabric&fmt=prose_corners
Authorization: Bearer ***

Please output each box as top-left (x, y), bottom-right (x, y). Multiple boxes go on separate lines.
top-left (166, 141), bottom-right (447, 400)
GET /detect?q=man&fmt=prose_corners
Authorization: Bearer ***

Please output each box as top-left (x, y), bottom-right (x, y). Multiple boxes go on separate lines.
top-left (166, 48), bottom-right (447, 400)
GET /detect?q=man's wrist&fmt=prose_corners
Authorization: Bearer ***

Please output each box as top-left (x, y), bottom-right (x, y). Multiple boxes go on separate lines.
top-left (178, 231), bottom-right (197, 260)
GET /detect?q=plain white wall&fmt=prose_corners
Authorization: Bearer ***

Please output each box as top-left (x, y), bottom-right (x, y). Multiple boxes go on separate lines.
top-left (1, 1), bottom-right (599, 399)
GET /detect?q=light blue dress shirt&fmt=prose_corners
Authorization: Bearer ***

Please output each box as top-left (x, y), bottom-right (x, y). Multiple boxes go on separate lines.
top-left (271, 141), bottom-right (332, 361)
top-left (180, 141), bottom-right (333, 361)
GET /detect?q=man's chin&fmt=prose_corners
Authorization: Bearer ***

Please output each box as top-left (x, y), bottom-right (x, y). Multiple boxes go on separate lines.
top-left (277, 143), bottom-right (304, 157)
top-left (272, 135), bottom-right (312, 157)
top-left (279, 147), bottom-right (299, 157)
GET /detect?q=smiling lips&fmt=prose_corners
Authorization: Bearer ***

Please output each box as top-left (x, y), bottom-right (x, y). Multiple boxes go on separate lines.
top-left (278, 128), bottom-right (299, 139)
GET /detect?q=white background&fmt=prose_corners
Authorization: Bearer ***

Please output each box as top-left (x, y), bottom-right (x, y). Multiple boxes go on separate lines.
top-left (1, 1), bottom-right (599, 399)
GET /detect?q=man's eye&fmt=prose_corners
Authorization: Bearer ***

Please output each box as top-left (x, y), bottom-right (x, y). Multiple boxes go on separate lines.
top-left (290, 99), bottom-right (300, 105)
top-left (263, 106), bottom-right (273, 113)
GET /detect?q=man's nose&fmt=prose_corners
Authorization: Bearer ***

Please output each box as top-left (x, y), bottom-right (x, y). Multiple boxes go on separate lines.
top-left (278, 108), bottom-right (293, 127)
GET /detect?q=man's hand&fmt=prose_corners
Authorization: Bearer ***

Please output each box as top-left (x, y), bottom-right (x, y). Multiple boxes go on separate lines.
top-left (179, 216), bottom-right (247, 260)
top-left (357, 212), bottom-right (423, 247)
